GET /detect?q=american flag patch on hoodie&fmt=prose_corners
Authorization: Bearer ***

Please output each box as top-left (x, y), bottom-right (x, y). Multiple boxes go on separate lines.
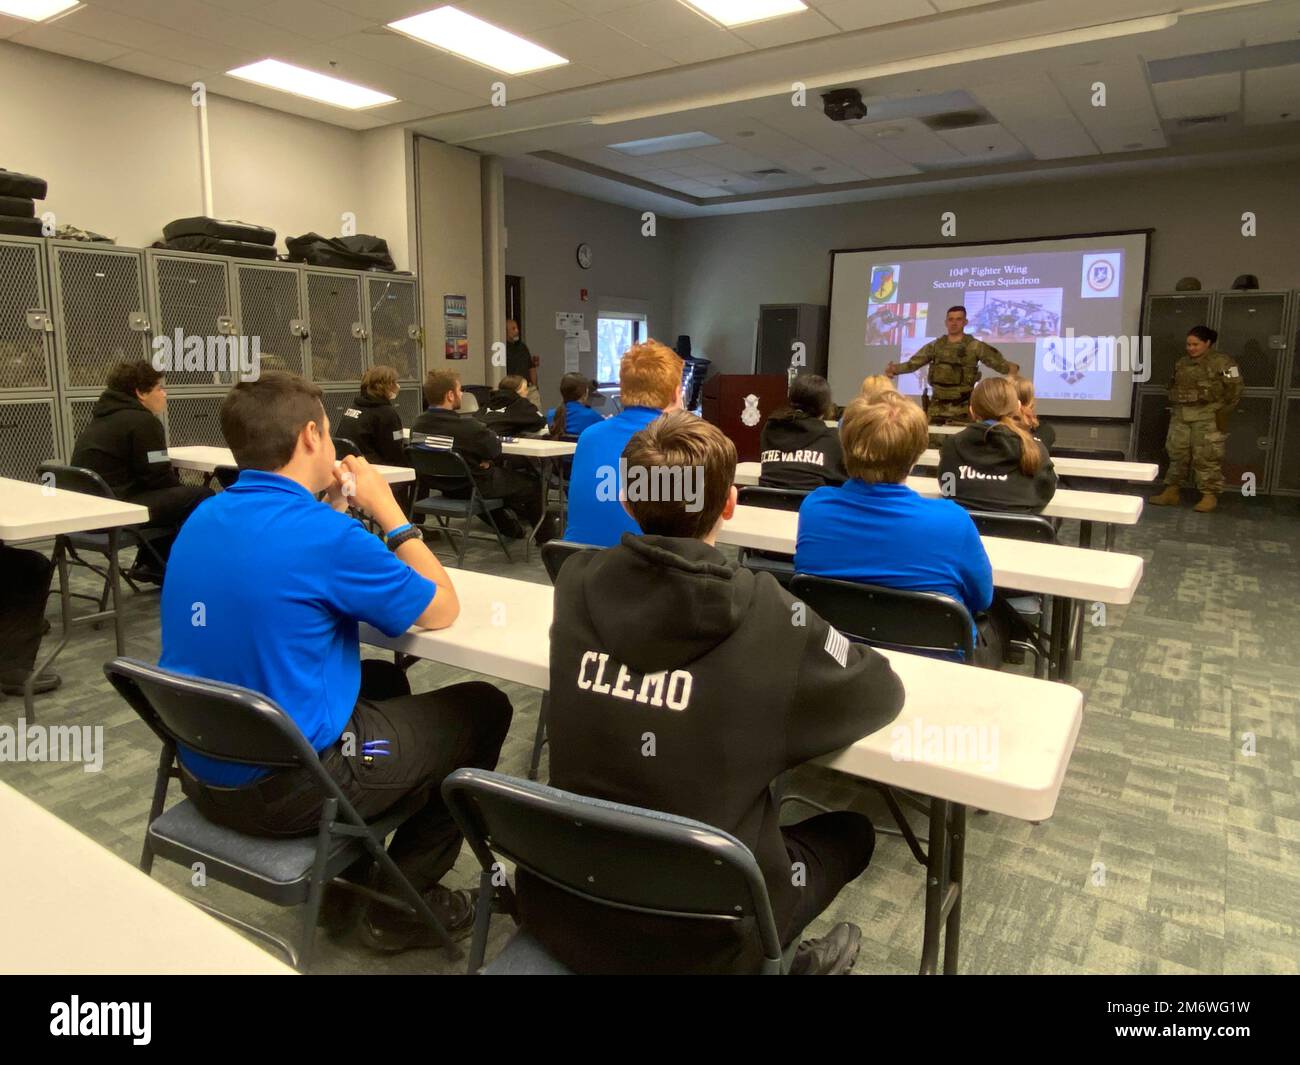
top-left (824, 626), bottom-right (849, 668)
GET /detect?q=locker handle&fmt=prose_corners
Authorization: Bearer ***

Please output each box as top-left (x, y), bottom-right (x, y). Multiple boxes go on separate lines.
top-left (128, 312), bottom-right (152, 333)
top-left (25, 309), bottom-right (53, 333)
top-left (352, 322), bottom-right (368, 339)
top-left (290, 319), bottom-right (309, 338)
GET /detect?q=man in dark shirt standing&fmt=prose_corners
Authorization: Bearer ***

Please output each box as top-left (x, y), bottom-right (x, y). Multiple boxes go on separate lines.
top-left (504, 319), bottom-right (536, 387)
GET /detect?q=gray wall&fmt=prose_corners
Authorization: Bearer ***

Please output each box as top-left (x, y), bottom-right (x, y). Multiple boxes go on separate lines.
top-left (670, 160), bottom-right (1300, 449)
top-left (504, 178), bottom-right (677, 405)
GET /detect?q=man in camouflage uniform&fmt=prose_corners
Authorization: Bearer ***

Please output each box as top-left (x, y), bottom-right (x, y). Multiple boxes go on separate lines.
top-left (884, 306), bottom-right (1019, 423)
top-left (1149, 325), bottom-right (1242, 513)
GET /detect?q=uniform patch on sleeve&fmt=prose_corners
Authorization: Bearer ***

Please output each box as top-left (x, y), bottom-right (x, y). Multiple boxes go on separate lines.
top-left (823, 626), bottom-right (850, 668)
top-left (147, 449), bottom-right (169, 464)
top-left (392, 429), bottom-right (404, 440)
top-left (1225, 366), bottom-right (1239, 378)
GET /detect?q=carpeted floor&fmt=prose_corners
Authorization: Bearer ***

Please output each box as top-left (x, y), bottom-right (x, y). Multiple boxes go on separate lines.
top-left (2, 489), bottom-right (1297, 974)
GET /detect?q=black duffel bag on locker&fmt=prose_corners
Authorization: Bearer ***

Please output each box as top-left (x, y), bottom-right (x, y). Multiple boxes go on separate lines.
top-left (0, 169), bottom-right (47, 199)
top-left (163, 216), bottom-right (277, 246)
top-left (164, 235), bottom-right (278, 260)
top-left (0, 195), bottom-right (36, 218)
top-left (0, 216), bottom-right (44, 236)
top-left (285, 232), bottom-right (396, 272)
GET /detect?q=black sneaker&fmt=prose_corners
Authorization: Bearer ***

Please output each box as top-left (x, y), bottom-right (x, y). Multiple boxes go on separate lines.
top-left (0, 670), bottom-right (61, 696)
top-left (789, 922), bottom-right (863, 975)
top-left (357, 884), bottom-right (477, 954)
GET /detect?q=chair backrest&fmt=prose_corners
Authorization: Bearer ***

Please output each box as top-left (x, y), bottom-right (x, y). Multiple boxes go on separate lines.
top-left (457, 392), bottom-right (480, 414)
top-left (790, 573), bottom-right (975, 660)
top-left (213, 465), bottom-right (241, 490)
top-left (332, 436), bottom-right (362, 459)
top-left (38, 461), bottom-right (115, 499)
top-left (406, 442), bottom-right (478, 496)
top-left (441, 768), bottom-right (784, 970)
top-left (463, 384), bottom-right (491, 407)
top-left (737, 485), bottom-right (809, 512)
top-left (540, 540), bottom-right (592, 584)
top-left (103, 657), bottom-right (325, 773)
top-left (963, 509), bottom-right (1057, 544)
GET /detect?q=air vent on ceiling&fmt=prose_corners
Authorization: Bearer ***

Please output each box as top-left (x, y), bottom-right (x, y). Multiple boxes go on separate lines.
top-left (1177, 114), bottom-right (1230, 128)
top-left (752, 168), bottom-right (787, 176)
top-left (923, 109), bottom-right (992, 131)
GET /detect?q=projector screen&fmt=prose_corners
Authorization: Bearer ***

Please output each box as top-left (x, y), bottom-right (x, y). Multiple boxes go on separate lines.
top-left (827, 231), bottom-right (1151, 419)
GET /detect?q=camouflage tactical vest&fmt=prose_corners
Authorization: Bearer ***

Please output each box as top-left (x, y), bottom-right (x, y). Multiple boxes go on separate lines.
top-left (1169, 352), bottom-right (1235, 406)
top-left (927, 336), bottom-right (981, 389)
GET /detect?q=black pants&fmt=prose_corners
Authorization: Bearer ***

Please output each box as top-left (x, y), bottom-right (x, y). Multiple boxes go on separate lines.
top-left (182, 662), bottom-right (513, 894)
top-left (124, 484), bottom-right (212, 564)
top-left (778, 810), bottom-right (876, 946)
top-left (429, 466), bottom-right (541, 538)
top-left (0, 546), bottom-right (54, 676)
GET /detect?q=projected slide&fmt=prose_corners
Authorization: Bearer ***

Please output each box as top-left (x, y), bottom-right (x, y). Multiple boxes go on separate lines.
top-left (828, 232), bottom-right (1150, 419)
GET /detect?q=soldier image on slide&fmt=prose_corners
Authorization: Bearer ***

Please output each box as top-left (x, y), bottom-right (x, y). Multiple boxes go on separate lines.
top-left (884, 306), bottom-right (1020, 424)
top-left (1148, 325), bottom-right (1242, 514)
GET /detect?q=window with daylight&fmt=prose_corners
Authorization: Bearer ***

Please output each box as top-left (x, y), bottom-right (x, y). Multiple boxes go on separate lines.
top-left (596, 314), bottom-right (646, 386)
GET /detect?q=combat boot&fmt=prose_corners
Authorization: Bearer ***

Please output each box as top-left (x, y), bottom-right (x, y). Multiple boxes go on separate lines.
top-left (1193, 493), bottom-right (1217, 513)
top-left (1148, 485), bottom-right (1182, 506)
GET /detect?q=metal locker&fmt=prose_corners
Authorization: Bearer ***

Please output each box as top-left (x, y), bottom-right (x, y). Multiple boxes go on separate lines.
top-left (164, 393), bottom-right (227, 448)
top-left (1143, 293), bottom-right (1213, 387)
top-left (147, 249), bottom-right (237, 389)
top-left (305, 269), bottom-right (366, 384)
top-left (49, 242), bottom-right (151, 390)
top-left (234, 261), bottom-right (308, 378)
top-left (63, 395), bottom-right (100, 459)
top-left (1213, 290), bottom-right (1288, 392)
top-left (394, 382), bottom-right (423, 426)
top-left (320, 389), bottom-right (358, 438)
top-left (0, 398), bottom-right (59, 482)
top-left (1273, 396), bottom-right (1300, 495)
top-left (0, 236), bottom-right (55, 394)
top-left (365, 274), bottom-right (421, 382)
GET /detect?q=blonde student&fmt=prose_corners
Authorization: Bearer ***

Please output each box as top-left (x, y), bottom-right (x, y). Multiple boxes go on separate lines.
top-left (1012, 377), bottom-right (1055, 452)
top-left (937, 377), bottom-right (1057, 514)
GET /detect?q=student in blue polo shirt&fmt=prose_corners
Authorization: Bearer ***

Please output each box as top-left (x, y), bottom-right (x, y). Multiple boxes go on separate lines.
top-left (564, 340), bottom-right (683, 546)
top-left (160, 371), bottom-right (513, 953)
top-left (546, 373), bottom-right (605, 438)
top-left (796, 391), bottom-right (1001, 664)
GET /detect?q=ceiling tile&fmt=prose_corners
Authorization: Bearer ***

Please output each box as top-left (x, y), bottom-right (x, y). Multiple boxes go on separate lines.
top-left (596, 0), bottom-right (720, 45)
top-left (1245, 64), bottom-right (1300, 124)
top-left (8, 24), bottom-right (131, 64)
top-left (652, 28), bottom-right (748, 65)
top-left (729, 8), bottom-right (840, 49)
top-left (246, 0), bottom-right (374, 41)
top-left (455, 0), bottom-right (588, 33)
top-left (813, 0), bottom-right (934, 32)
top-left (1152, 73), bottom-right (1242, 121)
top-left (53, 6), bottom-right (184, 52)
top-left (522, 62), bottom-right (608, 92)
top-left (107, 50), bottom-right (208, 85)
top-left (970, 75), bottom-right (1098, 159)
top-left (932, 122), bottom-right (1028, 161)
top-left (527, 19), bottom-right (674, 76)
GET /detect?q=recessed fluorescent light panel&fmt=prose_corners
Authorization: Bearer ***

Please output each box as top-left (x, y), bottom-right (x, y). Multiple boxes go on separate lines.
top-left (0, 0), bottom-right (80, 20)
top-left (226, 60), bottom-right (396, 110)
top-left (388, 7), bottom-right (568, 76)
top-left (680, 0), bottom-right (807, 28)
top-left (609, 132), bottom-right (723, 155)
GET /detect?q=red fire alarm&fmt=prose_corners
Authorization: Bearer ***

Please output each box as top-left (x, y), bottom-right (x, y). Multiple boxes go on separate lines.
top-left (580, 288), bottom-right (589, 302)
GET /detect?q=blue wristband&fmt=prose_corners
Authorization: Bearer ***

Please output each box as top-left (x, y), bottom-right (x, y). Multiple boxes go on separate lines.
top-left (385, 522), bottom-right (413, 540)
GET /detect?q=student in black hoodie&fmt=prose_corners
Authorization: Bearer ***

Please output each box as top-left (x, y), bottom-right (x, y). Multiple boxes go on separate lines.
top-left (937, 377), bottom-right (1057, 513)
top-left (71, 360), bottom-right (211, 578)
top-left (475, 374), bottom-right (546, 436)
top-left (758, 373), bottom-right (847, 490)
top-left (337, 365), bottom-right (407, 465)
top-left (410, 369), bottom-right (552, 541)
top-left (518, 411), bottom-right (905, 974)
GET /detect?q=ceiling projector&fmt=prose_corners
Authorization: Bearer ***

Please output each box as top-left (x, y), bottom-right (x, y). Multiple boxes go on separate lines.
top-left (821, 88), bottom-right (867, 122)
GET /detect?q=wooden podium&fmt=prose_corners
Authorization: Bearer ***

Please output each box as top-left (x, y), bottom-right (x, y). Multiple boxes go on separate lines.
top-left (701, 374), bottom-right (790, 462)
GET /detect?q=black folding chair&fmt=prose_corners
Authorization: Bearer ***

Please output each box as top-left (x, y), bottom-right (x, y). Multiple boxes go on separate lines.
top-left (441, 768), bottom-right (787, 975)
top-left (525, 541), bottom-right (597, 781)
top-left (964, 509), bottom-right (1057, 679)
top-left (332, 436), bottom-right (362, 459)
top-left (103, 657), bottom-right (461, 971)
top-left (735, 485), bottom-right (809, 586)
top-left (407, 445), bottom-right (513, 566)
top-left (212, 465), bottom-right (241, 490)
top-left (788, 573), bottom-right (973, 974)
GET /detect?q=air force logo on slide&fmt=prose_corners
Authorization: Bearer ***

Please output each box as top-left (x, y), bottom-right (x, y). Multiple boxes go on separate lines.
top-left (1081, 252), bottom-right (1122, 299)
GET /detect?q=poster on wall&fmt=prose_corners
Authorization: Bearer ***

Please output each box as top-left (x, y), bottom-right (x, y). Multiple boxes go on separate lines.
top-left (443, 294), bottom-right (468, 359)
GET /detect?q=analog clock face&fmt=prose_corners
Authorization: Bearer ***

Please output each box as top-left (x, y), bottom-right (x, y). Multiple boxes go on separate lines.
top-left (576, 243), bottom-right (593, 269)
